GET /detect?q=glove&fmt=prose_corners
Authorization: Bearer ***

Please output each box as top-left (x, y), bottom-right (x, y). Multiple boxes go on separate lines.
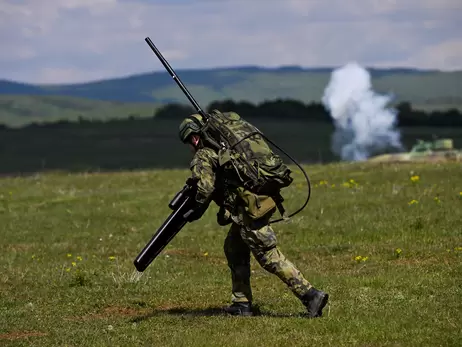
top-left (186, 177), bottom-right (199, 187)
top-left (183, 202), bottom-right (207, 222)
top-left (217, 206), bottom-right (232, 226)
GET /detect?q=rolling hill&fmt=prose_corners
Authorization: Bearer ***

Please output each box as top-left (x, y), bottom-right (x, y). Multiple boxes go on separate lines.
top-left (2, 66), bottom-right (462, 106)
top-left (0, 95), bottom-right (160, 127)
top-left (1, 66), bottom-right (461, 126)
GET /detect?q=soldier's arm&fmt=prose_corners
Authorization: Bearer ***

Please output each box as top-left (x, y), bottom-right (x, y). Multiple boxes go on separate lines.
top-left (189, 147), bottom-right (219, 205)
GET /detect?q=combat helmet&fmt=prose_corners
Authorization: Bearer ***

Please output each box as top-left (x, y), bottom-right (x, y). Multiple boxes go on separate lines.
top-left (178, 113), bottom-right (206, 143)
top-left (178, 112), bottom-right (222, 151)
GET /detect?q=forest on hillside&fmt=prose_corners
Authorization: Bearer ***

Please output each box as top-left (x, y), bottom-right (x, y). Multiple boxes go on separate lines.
top-left (1, 98), bottom-right (461, 175)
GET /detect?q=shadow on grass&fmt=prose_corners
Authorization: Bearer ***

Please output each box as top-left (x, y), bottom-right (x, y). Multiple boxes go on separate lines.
top-left (130, 304), bottom-right (307, 322)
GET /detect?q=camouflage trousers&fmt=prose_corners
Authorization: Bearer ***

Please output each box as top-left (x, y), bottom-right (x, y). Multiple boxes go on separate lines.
top-left (224, 209), bottom-right (312, 303)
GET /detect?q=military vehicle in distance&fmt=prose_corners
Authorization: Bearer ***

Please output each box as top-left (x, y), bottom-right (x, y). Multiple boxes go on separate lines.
top-left (367, 138), bottom-right (462, 163)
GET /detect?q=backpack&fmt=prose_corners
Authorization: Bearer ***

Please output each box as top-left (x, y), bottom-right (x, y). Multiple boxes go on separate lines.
top-left (200, 109), bottom-right (294, 195)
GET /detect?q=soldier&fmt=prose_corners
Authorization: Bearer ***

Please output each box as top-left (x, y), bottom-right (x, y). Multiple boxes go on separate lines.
top-left (178, 111), bottom-right (329, 318)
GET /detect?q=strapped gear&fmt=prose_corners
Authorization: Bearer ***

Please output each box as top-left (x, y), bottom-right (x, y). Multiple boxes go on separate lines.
top-left (179, 110), bottom-right (305, 223)
top-left (180, 110), bottom-right (293, 192)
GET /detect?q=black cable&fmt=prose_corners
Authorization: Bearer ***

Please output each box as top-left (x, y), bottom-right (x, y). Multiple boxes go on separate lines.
top-left (260, 134), bottom-right (311, 224)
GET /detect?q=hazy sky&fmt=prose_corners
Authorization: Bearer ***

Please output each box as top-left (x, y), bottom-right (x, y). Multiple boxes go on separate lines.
top-left (1, 0), bottom-right (461, 84)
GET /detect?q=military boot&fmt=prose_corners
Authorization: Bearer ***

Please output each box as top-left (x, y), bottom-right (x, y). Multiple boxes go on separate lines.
top-left (223, 302), bottom-right (253, 316)
top-left (301, 287), bottom-right (329, 318)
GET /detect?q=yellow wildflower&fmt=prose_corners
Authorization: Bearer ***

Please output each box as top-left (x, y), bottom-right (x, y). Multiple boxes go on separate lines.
top-left (354, 255), bottom-right (368, 263)
top-left (343, 179), bottom-right (359, 188)
top-left (76, 256), bottom-right (83, 261)
top-left (67, 253), bottom-right (72, 257)
top-left (410, 175), bottom-right (420, 183)
top-left (319, 180), bottom-right (328, 186)
top-left (71, 262), bottom-right (77, 267)
top-left (433, 197), bottom-right (441, 204)
top-left (203, 252), bottom-right (209, 257)
top-left (108, 256), bottom-right (116, 260)
top-left (408, 199), bottom-right (418, 206)
top-left (454, 247), bottom-right (462, 252)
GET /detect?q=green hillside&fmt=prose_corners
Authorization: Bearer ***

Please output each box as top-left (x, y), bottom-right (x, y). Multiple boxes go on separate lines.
top-left (1, 66), bottom-right (461, 110)
top-left (1, 66), bottom-right (461, 127)
top-left (0, 95), bottom-right (160, 127)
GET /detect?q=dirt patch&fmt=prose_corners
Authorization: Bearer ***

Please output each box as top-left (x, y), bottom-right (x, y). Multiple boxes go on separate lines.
top-left (66, 305), bottom-right (151, 321)
top-left (0, 331), bottom-right (47, 340)
top-left (3, 243), bottom-right (36, 252)
top-left (153, 303), bottom-right (178, 311)
top-left (100, 306), bottom-right (146, 317)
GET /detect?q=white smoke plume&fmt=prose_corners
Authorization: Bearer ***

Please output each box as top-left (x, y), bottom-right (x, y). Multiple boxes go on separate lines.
top-left (322, 62), bottom-right (403, 161)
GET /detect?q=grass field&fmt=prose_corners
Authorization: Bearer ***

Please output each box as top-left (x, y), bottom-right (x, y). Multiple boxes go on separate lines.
top-left (1, 161), bottom-right (461, 346)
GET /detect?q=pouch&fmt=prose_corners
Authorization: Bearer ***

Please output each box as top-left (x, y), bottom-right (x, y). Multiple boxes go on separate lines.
top-left (238, 189), bottom-right (276, 220)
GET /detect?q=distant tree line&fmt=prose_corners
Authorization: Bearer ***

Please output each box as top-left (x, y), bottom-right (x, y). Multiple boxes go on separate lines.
top-left (154, 99), bottom-right (462, 127)
top-left (1, 98), bottom-right (462, 129)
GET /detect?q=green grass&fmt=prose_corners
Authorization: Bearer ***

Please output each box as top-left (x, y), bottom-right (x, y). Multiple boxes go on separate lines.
top-left (1, 162), bottom-right (461, 346)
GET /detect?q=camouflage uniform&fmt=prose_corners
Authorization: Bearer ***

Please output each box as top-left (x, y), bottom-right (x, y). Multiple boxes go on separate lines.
top-left (189, 147), bottom-right (313, 305)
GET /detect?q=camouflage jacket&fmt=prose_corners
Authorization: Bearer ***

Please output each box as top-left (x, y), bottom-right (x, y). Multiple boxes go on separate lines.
top-left (188, 147), bottom-right (238, 212)
top-left (188, 144), bottom-right (289, 224)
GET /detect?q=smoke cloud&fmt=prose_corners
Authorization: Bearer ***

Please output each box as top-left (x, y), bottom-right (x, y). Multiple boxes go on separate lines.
top-left (322, 62), bottom-right (403, 161)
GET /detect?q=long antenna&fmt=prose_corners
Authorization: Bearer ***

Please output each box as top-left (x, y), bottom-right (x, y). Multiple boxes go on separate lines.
top-left (145, 37), bottom-right (208, 120)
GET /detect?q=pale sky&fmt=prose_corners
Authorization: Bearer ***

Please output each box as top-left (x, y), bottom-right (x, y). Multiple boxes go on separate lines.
top-left (1, 0), bottom-right (461, 84)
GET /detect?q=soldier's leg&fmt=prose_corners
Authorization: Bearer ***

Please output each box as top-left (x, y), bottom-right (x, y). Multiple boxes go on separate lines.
top-left (240, 215), bottom-right (329, 317)
top-left (223, 222), bottom-right (252, 304)
top-left (240, 221), bottom-right (313, 300)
